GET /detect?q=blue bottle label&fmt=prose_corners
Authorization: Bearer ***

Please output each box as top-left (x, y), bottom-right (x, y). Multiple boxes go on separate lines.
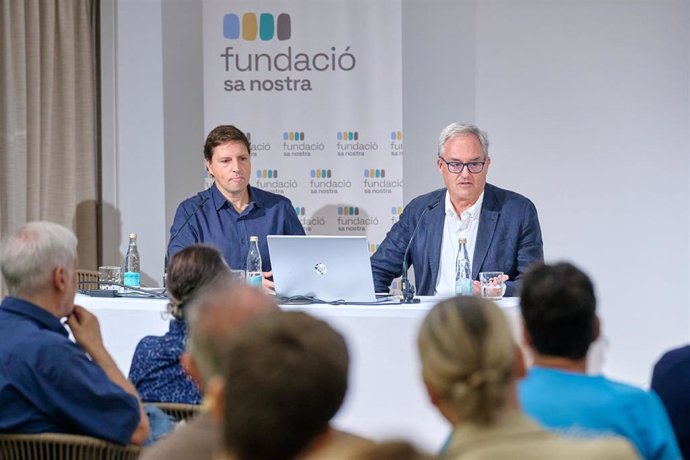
top-left (455, 278), bottom-right (472, 296)
top-left (124, 272), bottom-right (140, 287)
top-left (247, 273), bottom-right (263, 287)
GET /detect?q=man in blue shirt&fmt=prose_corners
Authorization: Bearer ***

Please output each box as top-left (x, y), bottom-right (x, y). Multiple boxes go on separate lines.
top-left (518, 262), bottom-right (680, 460)
top-left (168, 125), bottom-right (304, 290)
top-left (0, 221), bottom-right (149, 445)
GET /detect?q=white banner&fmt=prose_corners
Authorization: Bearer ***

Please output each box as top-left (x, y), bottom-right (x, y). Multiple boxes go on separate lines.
top-left (202, 0), bottom-right (403, 264)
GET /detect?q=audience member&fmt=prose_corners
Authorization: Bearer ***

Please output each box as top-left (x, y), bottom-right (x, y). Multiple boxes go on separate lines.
top-left (0, 221), bottom-right (149, 445)
top-left (209, 311), bottom-right (370, 460)
top-left (348, 441), bottom-right (432, 460)
top-left (651, 345), bottom-right (690, 458)
top-left (418, 296), bottom-right (638, 459)
top-left (519, 262), bottom-right (679, 460)
top-left (140, 278), bottom-right (278, 460)
top-left (129, 244), bottom-right (229, 403)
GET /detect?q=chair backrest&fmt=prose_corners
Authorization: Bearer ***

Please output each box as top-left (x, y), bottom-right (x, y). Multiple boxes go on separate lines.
top-left (0, 432), bottom-right (141, 460)
top-left (77, 269), bottom-right (101, 290)
top-left (149, 402), bottom-right (202, 422)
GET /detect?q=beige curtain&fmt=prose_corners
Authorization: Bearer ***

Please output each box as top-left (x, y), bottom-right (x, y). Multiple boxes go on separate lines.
top-left (0, 0), bottom-right (100, 293)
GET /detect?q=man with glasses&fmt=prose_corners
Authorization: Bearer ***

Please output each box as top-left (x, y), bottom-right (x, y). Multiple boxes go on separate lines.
top-left (371, 123), bottom-right (543, 297)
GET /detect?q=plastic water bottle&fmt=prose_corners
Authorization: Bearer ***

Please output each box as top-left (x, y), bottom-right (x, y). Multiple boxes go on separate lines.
top-left (124, 233), bottom-right (141, 288)
top-left (246, 236), bottom-right (262, 287)
top-left (455, 237), bottom-right (472, 295)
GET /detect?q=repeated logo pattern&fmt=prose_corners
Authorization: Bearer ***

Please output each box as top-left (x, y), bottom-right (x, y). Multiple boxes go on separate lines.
top-left (337, 131), bottom-right (359, 141)
top-left (223, 13), bottom-right (291, 41)
top-left (364, 169), bottom-right (386, 178)
top-left (337, 206), bottom-right (360, 216)
top-left (310, 169), bottom-right (332, 178)
top-left (283, 131), bottom-right (305, 141)
top-left (256, 169), bottom-right (278, 178)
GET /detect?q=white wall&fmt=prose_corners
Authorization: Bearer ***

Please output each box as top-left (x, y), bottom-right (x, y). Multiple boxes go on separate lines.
top-left (473, 0), bottom-right (690, 386)
top-left (101, 0), bottom-right (167, 286)
top-left (102, 0), bottom-right (690, 387)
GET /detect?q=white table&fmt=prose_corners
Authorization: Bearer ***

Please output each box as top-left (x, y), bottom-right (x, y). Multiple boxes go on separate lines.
top-left (75, 293), bottom-right (522, 451)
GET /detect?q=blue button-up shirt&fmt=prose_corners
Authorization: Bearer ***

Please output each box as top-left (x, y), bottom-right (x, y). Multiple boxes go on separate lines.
top-left (129, 319), bottom-right (201, 404)
top-left (0, 297), bottom-right (140, 445)
top-left (167, 184), bottom-right (305, 271)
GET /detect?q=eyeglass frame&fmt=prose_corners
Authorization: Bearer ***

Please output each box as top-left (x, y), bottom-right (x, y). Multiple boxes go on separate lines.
top-left (437, 155), bottom-right (487, 174)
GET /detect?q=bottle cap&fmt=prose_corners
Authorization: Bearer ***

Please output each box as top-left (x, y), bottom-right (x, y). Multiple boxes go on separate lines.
top-left (458, 238), bottom-right (467, 244)
top-left (249, 236), bottom-right (259, 242)
top-left (129, 233), bottom-right (137, 239)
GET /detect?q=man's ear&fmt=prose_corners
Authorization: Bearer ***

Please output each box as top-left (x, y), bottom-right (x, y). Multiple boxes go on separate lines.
top-left (180, 352), bottom-right (203, 389)
top-left (513, 344), bottom-right (527, 379)
top-left (521, 319), bottom-right (533, 348)
top-left (206, 376), bottom-right (225, 423)
top-left (53, 266), bottom-right (66, 293)
top-left (592, 315), bottom-right (601, 343)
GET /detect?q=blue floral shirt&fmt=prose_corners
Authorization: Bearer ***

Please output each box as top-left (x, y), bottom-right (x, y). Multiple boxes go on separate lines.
top-left (129, 319), bottom-right (201, 404)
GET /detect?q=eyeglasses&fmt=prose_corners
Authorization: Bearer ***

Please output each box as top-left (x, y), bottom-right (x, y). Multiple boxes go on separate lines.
top-left (438, 156), bottom-right (486, 174)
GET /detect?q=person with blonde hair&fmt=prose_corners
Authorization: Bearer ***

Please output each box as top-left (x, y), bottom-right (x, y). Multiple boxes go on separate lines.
top-left (418, 296), bottom-right (639, 459)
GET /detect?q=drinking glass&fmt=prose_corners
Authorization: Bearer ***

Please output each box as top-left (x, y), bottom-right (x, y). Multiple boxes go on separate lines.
top-left (99, 266), bottom-right (122, 291)
top-left (479, 271), bottom-right (506, 300)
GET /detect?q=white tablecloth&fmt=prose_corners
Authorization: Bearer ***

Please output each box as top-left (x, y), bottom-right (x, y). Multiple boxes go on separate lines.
top-left (74, 294), bottom-right (520, 451)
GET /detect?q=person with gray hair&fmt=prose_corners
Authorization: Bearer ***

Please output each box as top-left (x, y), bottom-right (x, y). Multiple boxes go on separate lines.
top-left (0, 221), bottom-right (150, 445)
top-left (371, 122), bottom-right (543, 297)
top-left (418, 296), bottom-right (639, 459)
top-left (141, 277), bottom-right (279, 460)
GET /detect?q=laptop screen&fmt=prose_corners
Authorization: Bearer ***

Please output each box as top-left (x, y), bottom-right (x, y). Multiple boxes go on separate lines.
top-left (268, 235), bottom-right (378, 303)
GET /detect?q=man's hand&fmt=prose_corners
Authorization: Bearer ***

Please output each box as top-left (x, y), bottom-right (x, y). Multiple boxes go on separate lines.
top-left (262, 271), bottom-right (275, 292)
top-left (67, 306), bottom-right (150, 445)
top-left (66, 305), bottom-right (105, 357)
top-left (472, 280), bottom-right (481, 296)
top-left (474, 274), bottom-right (509, 297)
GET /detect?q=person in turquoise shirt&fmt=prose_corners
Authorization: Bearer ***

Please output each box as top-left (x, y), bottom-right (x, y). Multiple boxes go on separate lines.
top-left (518, 262), bottom-right (680, 460)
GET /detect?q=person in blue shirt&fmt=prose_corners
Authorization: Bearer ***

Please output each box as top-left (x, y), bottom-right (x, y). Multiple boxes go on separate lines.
top-left (518, 262), bottom-right (680, 460)
top-left (0, 221), bottom-right (149, 445)
top-left (168, 125), bottom-right (305, 291)
top-left (129, 244), bottom-right (229, 404)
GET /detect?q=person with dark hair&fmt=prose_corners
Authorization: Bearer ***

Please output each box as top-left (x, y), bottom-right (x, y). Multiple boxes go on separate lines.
top-left (518, 262), bottom-right (680, 460)
top-left (167, 125), bottom-right (304, 291)
top-left (129, 244), bottom-right (229, 404)
top-left (208, 311), bottom-right (369, 460)
top-left (651, 345), bottom-right (690, 459)
top-left (419, 296), bottom-right (637, 459)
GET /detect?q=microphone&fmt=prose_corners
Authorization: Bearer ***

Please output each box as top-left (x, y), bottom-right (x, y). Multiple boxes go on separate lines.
top-left (401, 199), bottom-right (441, 304)
top-left (164, 196), bottom-right (209, 286)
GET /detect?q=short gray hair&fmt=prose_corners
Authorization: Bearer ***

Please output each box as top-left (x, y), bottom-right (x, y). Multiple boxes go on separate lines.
top-left (185, 277), bottom-right (279, 385)
top-left (438, 123), bottom-right (490, 158)
top-left (0, 221), bottom-right (78, 296)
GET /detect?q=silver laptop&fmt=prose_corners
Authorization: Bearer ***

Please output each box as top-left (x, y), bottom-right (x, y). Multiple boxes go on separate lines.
top-left (268, 235), bottom-right (380, 303)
